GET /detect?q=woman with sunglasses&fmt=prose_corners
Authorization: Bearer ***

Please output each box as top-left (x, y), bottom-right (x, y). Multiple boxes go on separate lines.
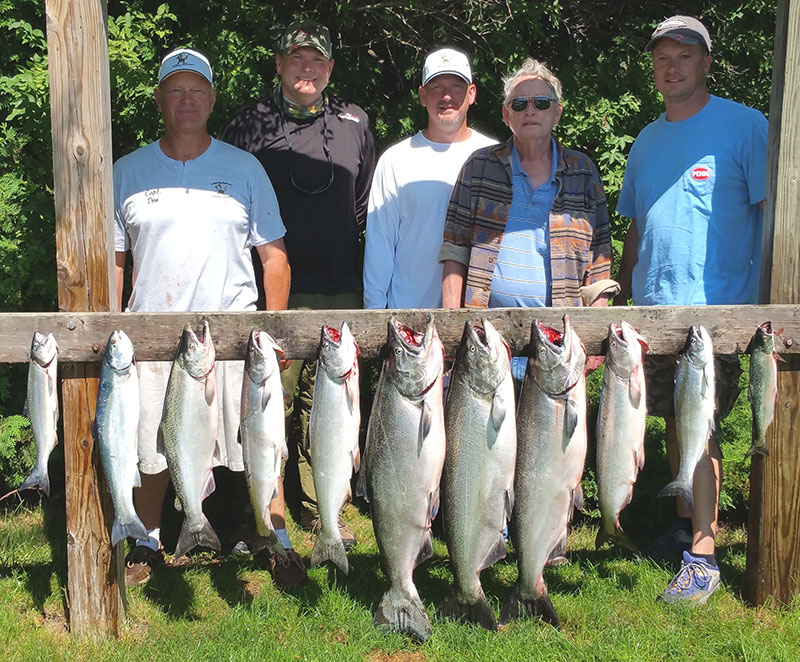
top-left (440, 58), bottom-right (617, 315)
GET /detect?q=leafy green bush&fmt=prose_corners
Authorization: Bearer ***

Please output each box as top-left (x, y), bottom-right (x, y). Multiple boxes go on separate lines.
top-left (0, 414), bottom-right (34, 493)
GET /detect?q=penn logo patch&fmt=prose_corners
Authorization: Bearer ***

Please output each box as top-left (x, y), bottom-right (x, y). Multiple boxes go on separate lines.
top-left (691, 167), bottom-right (711, 181)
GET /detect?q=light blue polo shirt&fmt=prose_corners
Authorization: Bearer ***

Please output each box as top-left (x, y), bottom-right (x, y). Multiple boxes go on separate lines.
top-left (617, 95), bottom-right (767, 305)
top-left (488, 138), bottom-right (556, 308)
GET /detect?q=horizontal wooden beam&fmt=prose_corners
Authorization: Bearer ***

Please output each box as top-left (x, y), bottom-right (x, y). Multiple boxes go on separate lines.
top-left (2, 305), bottom-right (799, 363)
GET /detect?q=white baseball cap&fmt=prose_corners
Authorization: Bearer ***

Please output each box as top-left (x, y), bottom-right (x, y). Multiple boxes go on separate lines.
top-left (158, 48), bottom-right (214, 87)
top-left (422, 48), bottom-right (472, 86)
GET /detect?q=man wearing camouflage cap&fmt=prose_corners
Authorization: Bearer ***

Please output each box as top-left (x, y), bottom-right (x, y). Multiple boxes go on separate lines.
top-left (614, 15), bottom-right (767, 605)
top-left (222, 19), bottom-right (375, 552)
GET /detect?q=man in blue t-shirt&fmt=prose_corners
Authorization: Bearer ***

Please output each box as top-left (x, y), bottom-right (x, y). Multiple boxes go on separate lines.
top-left (615, 16), bottom-right (767, 605)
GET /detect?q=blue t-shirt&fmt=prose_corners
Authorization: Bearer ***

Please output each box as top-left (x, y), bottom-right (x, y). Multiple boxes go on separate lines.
top-left (488, 139), bottom-right (556, 308)
top-left (617, 95), bottom-right (767, 305)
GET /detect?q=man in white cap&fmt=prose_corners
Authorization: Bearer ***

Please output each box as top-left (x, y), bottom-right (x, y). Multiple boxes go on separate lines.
top-left (113, 48), bottom-right (303, 589)
top-left (363, 46), bottom-right (495, 309)
top-left (614, 16), bottom-right (767, 604)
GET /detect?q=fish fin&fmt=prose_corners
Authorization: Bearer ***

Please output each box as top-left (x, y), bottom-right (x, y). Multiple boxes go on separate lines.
top-left (499, 583), bottom-right (560, 628)
top-left (351, 446), bottom-right (361, 473)
top-left (201, 471), bottom-right (216, 501)
top-left (261, 387), bottom-right (271, 411)
top-left (111, 516), bottom-right (148, 547)
top-left (573, 483), bottom-right (584, 512)
top-left (310, 533), bottom-right (349, 574)
top-left (174, 514), bottom-right (221, 558)
top-left (374, 586), bottom-right (432, 642)
top-left (657, 479), bottom-right (693, 510)
top-left (173, 496), bottom-right (182, 512)
top-left (504, 488), bottom-right (515, 521)
top-left (415, 529), bottom-right (434, 568)
top-left (133, 467), bottom-right (142, 488)
top-left (628, 376), bottom-right (642, 409)
top-left (437, 590), bottom-right (497, 631)
top-left (565, 400), bottom-right (579, 439)
top-left (19, 467), bottom-right (50, 497)
top-left (429, 488), bottom-right (440, 521)
top-left (418, 399), bottom-right (432, 445)
top-left (204, 371), bottom-right (217, 406)
top-left (345, 373), bottom-right (358, 415)
top-left (355, 466), bottom-right (369, 502)
top-left (280, 438), bottom-right (289, 461)
top-left (481, 534), bottom-right (508, 570)
top-left (490, 392), bottom-right (506, 434)
top-left (546, 532), bottom-right (568, 566)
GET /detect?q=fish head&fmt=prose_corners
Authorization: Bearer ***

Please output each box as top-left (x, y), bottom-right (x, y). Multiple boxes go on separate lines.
top-left (386, 315), bottom-right (443, 397)
top-left (318, 322), bottom-right (359, 378)
top-left (752, 321), bottom-right (775, 354)
top-left (30, 331), bottom-right (58, 367)
top-left (606, 322), bottom-right (647, 377)
top-left (531, 315), bottom-right (584, 394)
top-left (104, 329), bottom-right (135, 371)
top-left (683, 325), bottom-right (713, 368)
top-left (457, 319), bottom-right (510, 394)
top-left (245, 329), bottom-right (281, 383)
top-left (176, 320), bottom-right (215, 378)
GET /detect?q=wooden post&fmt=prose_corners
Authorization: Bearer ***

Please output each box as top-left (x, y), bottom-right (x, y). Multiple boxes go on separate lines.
top-left (45, 0), bottom-right (122, 635)
top-left (746, 0), bottom-right (800, 606)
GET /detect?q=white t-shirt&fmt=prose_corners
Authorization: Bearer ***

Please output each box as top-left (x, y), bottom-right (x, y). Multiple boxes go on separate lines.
top-left (114, 138), bottom-right (285, 312)
top-left (363, 129), bottom-right (496, 309)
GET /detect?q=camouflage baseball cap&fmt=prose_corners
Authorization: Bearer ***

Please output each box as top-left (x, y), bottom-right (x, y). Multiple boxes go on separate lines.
top-left (280, 20), bottom-right (332, 59)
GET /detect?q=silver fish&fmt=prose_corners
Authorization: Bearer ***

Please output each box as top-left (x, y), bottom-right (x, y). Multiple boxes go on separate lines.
top-left (359, 315), bottom-right (446, 641)
top-left (161, 321), bottom-right (221, 558)
top-left (500, 315), bottom-right (587, 629)
top-left (240, 329), bottom-right (287, 557)
top-left (747, 322), bottom-right (778, 457)
top-left (439, 319), bottom-right (516, 631)
top-left (94, 330), bottom-right (147, 546)
top-left (20, 332), bottom-right (59, 496)
top-left (309, 322), bottom-right (361, 574)
top-left (658, 325), bottom-right (715, 510)
top-left (595, 322), bottom-right (648, 552)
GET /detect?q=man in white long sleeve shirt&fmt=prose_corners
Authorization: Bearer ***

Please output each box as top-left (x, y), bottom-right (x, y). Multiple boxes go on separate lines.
top-left (363, 47), bottom-right (495, 309)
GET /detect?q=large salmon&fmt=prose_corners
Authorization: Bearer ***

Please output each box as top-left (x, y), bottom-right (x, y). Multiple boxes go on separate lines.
top-left (20, 332), bottom-right (59, 496)
top-left (747, 321), bottom-right (778, 457)
top-left (500, 315), bottom-right (587, 629)
top-left (359, 315), bottom-right (446, 641)
top-left (658, 325), bottom-right (715, 510)
top-left (240, 329), bottom-right (287, 557)
top-left (161, 321), bottom-right (221, 558)
top-left (595, 322), bottom-right (648, 552)
top-left (94, 330), bottom-right (147, 546)
top-left (439, 319), bottom-right (516, 631)
top-left (309, 322), bottom-right (361, 574)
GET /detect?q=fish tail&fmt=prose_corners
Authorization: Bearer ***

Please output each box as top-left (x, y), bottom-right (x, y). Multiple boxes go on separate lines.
top-left (19, 467), bottom-right (50, 497)
top-left (111, 516), bottom-right (148, 547)
top-left (596, 523), bottom-right (639, 554)
top-left (310, 533), bottom-right (349, 574)
top-left (499, 582), bottom-right (560, 628)
top-left (657, 479), bottom-right (693, 510)
top-left (252, 532), bottom-right (286, 559)
top-left (374, 585), bottom-right (432, 642)
top-left (174, 515), bottom-right (221, 558)
top-left (437, 590), bottom-right (497, 631)
top-left (746, 438), bottom-right (769, 458)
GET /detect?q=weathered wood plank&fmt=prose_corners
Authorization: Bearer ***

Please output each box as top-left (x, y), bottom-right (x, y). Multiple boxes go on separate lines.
top-left (45, 0), bottom-right (121, 636)
top-left (1, 305), bottom-right (799, 363)
top-left (746, 0), bottom-right (800, 607)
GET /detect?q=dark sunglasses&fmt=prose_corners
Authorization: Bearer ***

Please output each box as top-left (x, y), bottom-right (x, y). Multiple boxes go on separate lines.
top-left (508, 95), bottom-right (558, 112)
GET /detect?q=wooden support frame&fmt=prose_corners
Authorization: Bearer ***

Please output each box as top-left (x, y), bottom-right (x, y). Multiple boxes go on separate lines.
top-left (32, 0), bottom-right (800, 637)
top-left (45, 0), bottom-right (121, 637)
top-left (746, 0), bottom-right (800, 607)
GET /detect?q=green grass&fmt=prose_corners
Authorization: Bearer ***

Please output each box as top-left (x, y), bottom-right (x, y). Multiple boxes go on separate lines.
top-left (2, 499), bottom-right (800, 662)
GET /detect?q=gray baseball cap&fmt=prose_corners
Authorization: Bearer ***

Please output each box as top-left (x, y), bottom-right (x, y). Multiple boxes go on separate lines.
top-left (646, 15), bottom-right (712, 53)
